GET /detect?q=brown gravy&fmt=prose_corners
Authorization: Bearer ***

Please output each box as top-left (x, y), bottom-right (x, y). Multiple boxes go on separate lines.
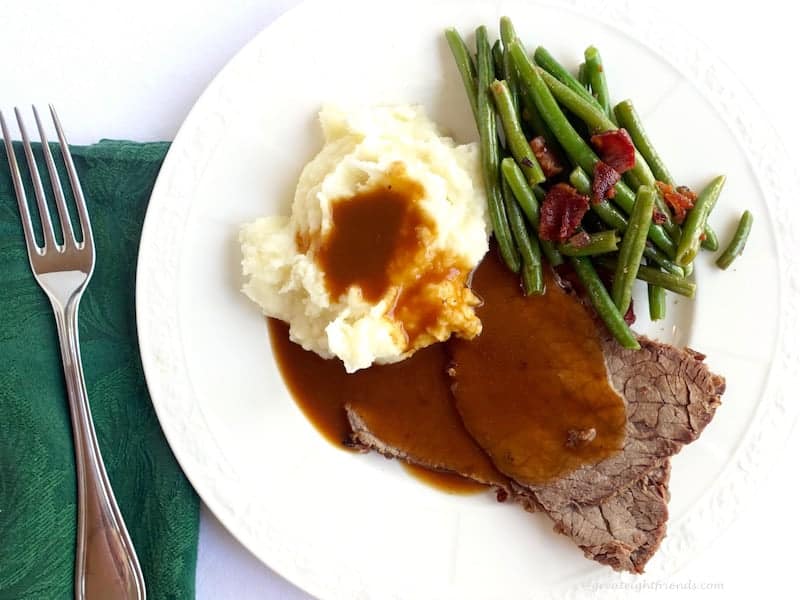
top-left (401, 463), bottom-right (488, 495)
top-left (268, 320), bottom-right (505, 492)
top-left (316, 167), bottom-right (432, 303)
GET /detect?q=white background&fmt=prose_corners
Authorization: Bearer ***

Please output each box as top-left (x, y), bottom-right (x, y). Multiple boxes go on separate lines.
top-left (2, 0), bottom-right (797, 598)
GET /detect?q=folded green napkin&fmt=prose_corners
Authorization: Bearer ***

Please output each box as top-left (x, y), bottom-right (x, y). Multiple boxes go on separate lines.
top-left (0, 140), bottom-right (198, 599)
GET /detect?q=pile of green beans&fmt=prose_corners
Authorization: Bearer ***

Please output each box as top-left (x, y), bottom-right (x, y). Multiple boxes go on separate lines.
top-left (445, 19), bottom-right (744, 345)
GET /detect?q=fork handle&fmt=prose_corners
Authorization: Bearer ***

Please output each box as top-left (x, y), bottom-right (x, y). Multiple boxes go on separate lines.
top-left (54, 298), bottom-right (147, 600)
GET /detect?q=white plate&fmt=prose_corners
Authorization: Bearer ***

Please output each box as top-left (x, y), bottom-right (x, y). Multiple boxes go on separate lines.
top-left (135, 1), bottom-right (798, 598)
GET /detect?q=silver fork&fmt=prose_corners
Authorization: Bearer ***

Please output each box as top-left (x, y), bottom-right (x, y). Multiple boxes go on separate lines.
top-left (1, 106), bottom-right (146, 600)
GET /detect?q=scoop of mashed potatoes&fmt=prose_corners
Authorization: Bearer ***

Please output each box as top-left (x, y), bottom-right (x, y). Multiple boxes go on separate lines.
top-left (240, 105), bottom-right (489, 372)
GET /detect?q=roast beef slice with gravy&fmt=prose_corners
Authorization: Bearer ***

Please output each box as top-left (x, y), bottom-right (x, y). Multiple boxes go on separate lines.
top-left (513, 460), bottom-right (671, 574)
top-left (528, 337), bottom-right (724, 512)
top-left (347, 399), bottom-right (671, 573)
top-left (346, 403), bottom-right (509, 490)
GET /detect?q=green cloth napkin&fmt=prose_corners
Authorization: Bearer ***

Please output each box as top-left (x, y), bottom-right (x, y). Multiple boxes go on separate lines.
top-left (0, 140), bottom-right (199, 599)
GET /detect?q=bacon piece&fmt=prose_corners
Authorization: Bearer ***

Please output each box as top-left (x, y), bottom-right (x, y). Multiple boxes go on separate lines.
top-left (539, 184), bottom-right (590, 243)
top-left (530, 136), bottom-right (563, 178)
top-left (590, 129), bottom-right (636, 173)
top-left (652, 209), bottom-right (667, 225)
top-left (591, 161), bottom-right (621, 204)
top-left (623, 301), bottom-right (636, 325)
top-left (655, 181), bottom-right (696, 224)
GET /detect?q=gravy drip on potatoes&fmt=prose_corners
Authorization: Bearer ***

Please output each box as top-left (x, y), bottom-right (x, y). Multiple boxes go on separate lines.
top-left (314, 163), bottom-right (477, 348)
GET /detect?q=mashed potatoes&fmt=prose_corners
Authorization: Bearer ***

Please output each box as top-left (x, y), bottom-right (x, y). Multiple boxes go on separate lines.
top-left (240, 105), bottom-right (489, 372)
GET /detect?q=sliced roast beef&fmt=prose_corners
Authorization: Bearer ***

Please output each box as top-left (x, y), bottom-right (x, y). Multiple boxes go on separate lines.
top-left (347, 400), bottom-right (509, 490)
top-left (527, 337), bottom-right (723, 512)
top-left (348, 397), bottom-right (671, 573)
top-left (448, 250), bottom-right (724, 510)
top-left (513, 461), bottom-right (671, 573)
top-left (345, 344), bottom-right (509, 490)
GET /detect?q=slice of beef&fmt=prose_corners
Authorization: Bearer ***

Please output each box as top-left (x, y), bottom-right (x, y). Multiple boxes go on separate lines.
top-left (528, 336), bottom-right (723, 511)
top-left (348, 396), bottom-right (671, 573)
top-left (347, 402), bottom-right (509, 490)
top-left (344, 344), bottom-right (509, 490)
top-left (513, 461), bottom-right (671, 574)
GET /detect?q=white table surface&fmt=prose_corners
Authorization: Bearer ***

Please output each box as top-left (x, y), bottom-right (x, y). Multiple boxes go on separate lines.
top-left (3, 1), bottom-right (798, 598)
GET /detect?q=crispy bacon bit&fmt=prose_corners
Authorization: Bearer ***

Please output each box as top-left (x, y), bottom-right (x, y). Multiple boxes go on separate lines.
top-left (539, 183), bottom-right (590, 243)
top-left (590, 129), bottom-right (636, 173)
top-left (656, 181), bottom-right (696, 224)
top-left (591, 161), bottom-right (621, 204)
top-left (652, 209), bottom-right (667, 225)
top-left (677, 185), bottom-right (697, 201)
top-left (530, 136), bottom-right (563, 178)
top-left (567, 230), bottom-right (591, 249)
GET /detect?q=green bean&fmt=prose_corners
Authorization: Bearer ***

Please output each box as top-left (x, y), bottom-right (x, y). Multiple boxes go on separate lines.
top-left (533, 46), bottom-right (601, 110)
top-left (597, 258), bottom-right (696, 298)
top-left (517, 78), bottom-right (562, 156)
top-left (716, 210), bottom-right (753, 270)
top-left (511, 44), bottom-right (599, 170)
top-left (682, 260), bottom-right (693, 278)
top-left (611, 181), bottom-right (676, 257)
top-left (701, 225), bottom-right (719, 251)
top-left (613, 99), bottom-right (673, 186)
top-left (511, 43), bottom-right (676, 257)
top-left (577, 61), bottom-right (590, 91)
top-left (535, 68), bottom-right (655, 190)
top-left (499, 17), bottom-right (520, 113)
top-left (571, 256), bottom-right (640, 349)
top-left (491, 80), bottom-right (546, 185)
top-left (501, 158), bottom-right (563, 266)
top-left (492, 40), bottom-right (505, 79)
top-left (558, 230), bottom-right (619, 257)
top-left (676, 175), bottom-right (726, 266)
top-left (643, 245), bottom-right (684, 278)
top-left (444, 29), bottom-right (478, 122)
top-left (477, 27), bottom-right (520, 273)
top-left (647, 279), bottom-right (667, 321)
top-left (702, 226), bottom-right (717, 250)
top-left (584, 46), bottom-right (615, 122)
top-left (612, 186), bottom-right (656, 313)
top-left (502, 177), bottom-right (544, 294)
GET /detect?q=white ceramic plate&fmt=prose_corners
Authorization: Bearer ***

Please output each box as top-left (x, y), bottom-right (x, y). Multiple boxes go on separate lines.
top-left (136, 1), bottom-right (797, 598)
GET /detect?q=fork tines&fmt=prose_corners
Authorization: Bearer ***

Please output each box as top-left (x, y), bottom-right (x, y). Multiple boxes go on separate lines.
top-left (1, 106), bottom-right (91, 256)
